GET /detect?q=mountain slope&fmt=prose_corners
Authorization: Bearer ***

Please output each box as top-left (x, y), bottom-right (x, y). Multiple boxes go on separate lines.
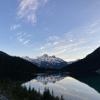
top-left (62, 47), bottom-right (100, 74)
top-left (0, 51), bottom-right (38, 80)
top-left (23, 54), bottom-right (68, 69)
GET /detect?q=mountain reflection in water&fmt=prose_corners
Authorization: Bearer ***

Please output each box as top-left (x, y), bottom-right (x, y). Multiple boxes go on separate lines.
top-left (22, 73), bottom-right (100, 100)
top-left (74, 73), bottom-right (100, 93)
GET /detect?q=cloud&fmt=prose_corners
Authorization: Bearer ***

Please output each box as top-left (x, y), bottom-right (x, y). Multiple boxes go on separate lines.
top-left (89, 20), bottom-right (100, 29)
top-left (10, 24), bottom-right (32, 46)
top-left (10, 24), bottom-right (21, 31)
top-left (39, 20), bottom-right (100, 60)
top-left (16, 32), bottom-right (32, 45)
top-left (39, 33), bottom-right (88, 56)
top-left (47, 36), bottom-right (60, 41)
top-left (23, 40), bottom-right (31, 45)
top-left (85, 20), bottom-right (100, 34)
top-left (17, 0), bottom-right (48, 24)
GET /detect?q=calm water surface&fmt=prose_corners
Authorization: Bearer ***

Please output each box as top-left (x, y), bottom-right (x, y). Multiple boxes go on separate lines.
top-left (22, 73), bottom-right (100, 100)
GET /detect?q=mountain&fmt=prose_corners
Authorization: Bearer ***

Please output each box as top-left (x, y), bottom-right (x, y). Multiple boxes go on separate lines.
top-left (62, 47), bottom-right (100, 75)
top-left (23, 54), bottom-right (68, 69)
top-left (0, 51), bottom-right (38, 80)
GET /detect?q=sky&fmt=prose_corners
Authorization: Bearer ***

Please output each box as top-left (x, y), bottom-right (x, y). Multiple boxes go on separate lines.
top-left (0, 0), bottom-right (100, 61)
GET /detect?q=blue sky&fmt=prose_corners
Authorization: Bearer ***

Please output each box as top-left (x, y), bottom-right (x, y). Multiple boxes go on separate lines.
top-left (0, 0), bottom-right (100, 61)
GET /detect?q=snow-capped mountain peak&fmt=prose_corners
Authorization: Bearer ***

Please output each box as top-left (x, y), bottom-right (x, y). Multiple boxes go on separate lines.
top-left (23, 54), bottom-right (68, 69)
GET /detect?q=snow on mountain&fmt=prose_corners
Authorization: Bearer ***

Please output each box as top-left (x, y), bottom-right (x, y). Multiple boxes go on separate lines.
top-left (23, 54), bottom-right (68, 69)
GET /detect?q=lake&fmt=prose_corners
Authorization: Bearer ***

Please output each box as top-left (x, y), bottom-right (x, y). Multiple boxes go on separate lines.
top-left (22, 73), bottom-right (100, 100)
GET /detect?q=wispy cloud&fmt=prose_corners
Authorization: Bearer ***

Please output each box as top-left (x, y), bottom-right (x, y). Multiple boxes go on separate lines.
top-left (17, 0), bottom-right (48, 24)
top-left (40, 34), bottom-right (87, 55)
top-left (47, 35), bottom-right (60, 42)
top-left (85, 20), bottom-right (100, 35)
top-left (16, 32), bottom-right (32, 46)
top-left (10, 24), bottom-right (21, 31)
top-left (39, 20), bottom-right (100, 60)
top-left (10, 24), bottom-right (33, 46)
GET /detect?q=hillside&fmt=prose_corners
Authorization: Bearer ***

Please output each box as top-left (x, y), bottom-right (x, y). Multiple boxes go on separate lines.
top-left (62, 47), bottom-right (100, 75)
top-left (0, 51), bottom-right (38, 80)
